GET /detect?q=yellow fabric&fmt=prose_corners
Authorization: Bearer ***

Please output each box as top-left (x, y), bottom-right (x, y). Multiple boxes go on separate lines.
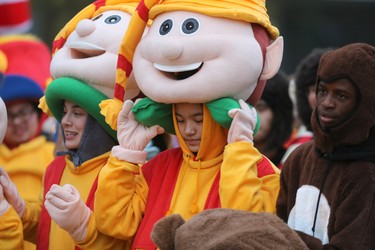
top-left (55, 153), bottom-right (129, 250)
top-left (168, 155), bottom-right (222, 219)
top-left (95, 156), bottom-right (147, 240)
top-left (0, 136), bottom-right (53, 250)
top-left (149, 0), bottom-right (279, 40)
top-left (166, 104), bottom-right (226, 218)
top-left (38, 96), bottom-right (53, 117)
top-left (99, 98), bottom-right (123, 130)
top-left (0, 50), bottom-right (7, 73)
top-left (0, 207), bottom-right (23, 250)
top-left (0, 34), bottom-right (40, 45)
top-left (21, 153), bottom-right (130, 249)
top-left (220, 142), bottom-right (280, 212)
top-left (0, 136), bottom-right (54, 203)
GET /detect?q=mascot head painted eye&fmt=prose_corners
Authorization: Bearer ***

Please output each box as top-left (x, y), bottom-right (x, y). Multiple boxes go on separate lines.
top-left (159, 19), bottom-right (173, 35)
top-left (181, 18), bottom-right (199, 35)
top-left (105, 15), bottom-right (121, 24)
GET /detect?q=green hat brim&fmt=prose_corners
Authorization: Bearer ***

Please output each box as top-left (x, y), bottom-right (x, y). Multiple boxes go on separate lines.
top-left (45, 77), bottom-right (117, 140)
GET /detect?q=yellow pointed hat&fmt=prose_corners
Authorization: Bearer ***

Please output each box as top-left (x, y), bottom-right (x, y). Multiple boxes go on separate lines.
top-left (149, 0), bottom-right (279, 40)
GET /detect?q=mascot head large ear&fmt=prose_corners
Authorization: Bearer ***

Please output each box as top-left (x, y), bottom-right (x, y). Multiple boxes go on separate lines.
top-left (151, 214), bottom-right (185, 250)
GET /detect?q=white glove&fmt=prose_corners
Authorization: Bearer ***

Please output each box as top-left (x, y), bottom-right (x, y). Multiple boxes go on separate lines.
top-left (227, 99), bottom-right (258, 144)
top-left (0, 184), bottom-right (11, 217)
top-left (113, 100), bottom-right (165, 164)
top-left (117, 99), bottom-right (165, 151)
top-left (0, 167), bottom-right (25, 217)
top-left (44, 184), bottom-right (91, 242)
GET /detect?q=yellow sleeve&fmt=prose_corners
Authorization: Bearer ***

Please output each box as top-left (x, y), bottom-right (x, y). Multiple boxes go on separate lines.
top-left (0, 206), bottom-right (23, 249)
top-left (219, 141), bottom-right (280, 213)
top-left (21, 189), bottom-right (43, 243)
top-left (94, 154), bottom-right (149, 240)
top-left (76, 212), bottom-right (132, 250)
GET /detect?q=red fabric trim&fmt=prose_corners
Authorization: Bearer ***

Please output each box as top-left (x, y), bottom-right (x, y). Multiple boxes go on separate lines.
top-left (116, 54), bottom-right (125, 70)
top-left (257, 156), bottom-right (277, 177)
top-left (37, 156), bottom-right (66, 250)
top-left (114, 83), bottom-right (125, 101)
top-left (204, 171), bottom-right (221, 209)
top-left (37, 156), bottom-right (99, 250)
top-left (52, 37), bottom-right (66, 54)
top-left (117, 54), bottom-right (132, 78)
top-left (93, 0), bottom-right (106, 10)
top-left (125, 59), bottom-right (132, 78)
top-left (136, 1), bottom-right (149, 23)
top-left (0, 3), bottom-right (31, 26)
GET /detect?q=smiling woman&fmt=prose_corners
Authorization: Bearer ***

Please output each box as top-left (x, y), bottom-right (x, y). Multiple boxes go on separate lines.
top-left (61, 100), bottom-right (88, 150)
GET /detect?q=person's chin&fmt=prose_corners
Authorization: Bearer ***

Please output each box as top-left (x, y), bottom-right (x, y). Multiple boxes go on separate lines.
top-left (319, 115), bottom-right (339, 128)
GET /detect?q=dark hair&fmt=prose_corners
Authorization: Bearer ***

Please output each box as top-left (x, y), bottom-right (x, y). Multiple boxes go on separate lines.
top-left (294, 48), bottom-right (334, 131)
top-left (31, 101), bottom-right (43, 119)
top-left (261, 71), bottom-right (294, 164)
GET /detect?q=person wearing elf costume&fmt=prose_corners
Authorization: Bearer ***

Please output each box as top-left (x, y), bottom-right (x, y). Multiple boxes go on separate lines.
top-left (0, 0), bottom-right (142, 249)
top-left (0, 79), bottom-right (130, 249)
top-left (0, 35), bottom-right (55, 250)
top-left (96, 0), bottom-right (284, 248)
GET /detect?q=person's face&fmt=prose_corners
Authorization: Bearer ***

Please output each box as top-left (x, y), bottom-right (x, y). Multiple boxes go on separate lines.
top-left (5, 102), bottom-right (39, 148)
top-left (175, 103), bottom-right (203, 153)
top-left (133, 11), bottom-right (263, 103)
top-left (316, 79), bottom-right (357, 129)
top-left (307, 84), bottom-right (317, 109)
top-left (253, 100), bottom-right (273, 144)
top-left (61, 100), bottom-right (88, 150)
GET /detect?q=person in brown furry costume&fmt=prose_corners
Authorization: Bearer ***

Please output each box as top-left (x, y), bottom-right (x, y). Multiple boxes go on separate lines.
top-left (277, 43), bottom-right (375, 249)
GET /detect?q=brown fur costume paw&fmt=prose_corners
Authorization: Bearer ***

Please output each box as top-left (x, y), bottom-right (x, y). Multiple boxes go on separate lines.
top-left (151, 208), bottom-right (308, 250)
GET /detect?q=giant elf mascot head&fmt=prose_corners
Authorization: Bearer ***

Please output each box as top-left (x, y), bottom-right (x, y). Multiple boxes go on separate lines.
top-left (100, 0), bottom-right (283, 133)
top-left (39, 0), bottom-right (142, 119)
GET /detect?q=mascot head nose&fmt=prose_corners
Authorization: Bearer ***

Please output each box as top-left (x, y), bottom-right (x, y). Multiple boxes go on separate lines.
top-left (75, 19), bottom-right (96, 37)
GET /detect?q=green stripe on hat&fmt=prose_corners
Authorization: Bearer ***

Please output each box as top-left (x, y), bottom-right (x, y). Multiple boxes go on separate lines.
top-left (45, 77), bottom-right (117, 140)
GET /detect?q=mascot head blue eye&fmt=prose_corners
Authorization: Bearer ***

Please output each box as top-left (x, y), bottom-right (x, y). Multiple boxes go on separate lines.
top-left (159, 19), bottom-right (173, 35)
top-left (105, 15), bottom-right (121, 24)
top-left (181, 18), bottom-right (199, 35)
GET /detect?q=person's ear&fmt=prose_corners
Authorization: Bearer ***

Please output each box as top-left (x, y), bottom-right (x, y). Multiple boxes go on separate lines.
top-left (260, 36), bottom-right (284, 80)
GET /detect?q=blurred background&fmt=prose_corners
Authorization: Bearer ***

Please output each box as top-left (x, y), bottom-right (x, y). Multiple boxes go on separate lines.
top-left (27, 0), bottom-right (375, 75)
